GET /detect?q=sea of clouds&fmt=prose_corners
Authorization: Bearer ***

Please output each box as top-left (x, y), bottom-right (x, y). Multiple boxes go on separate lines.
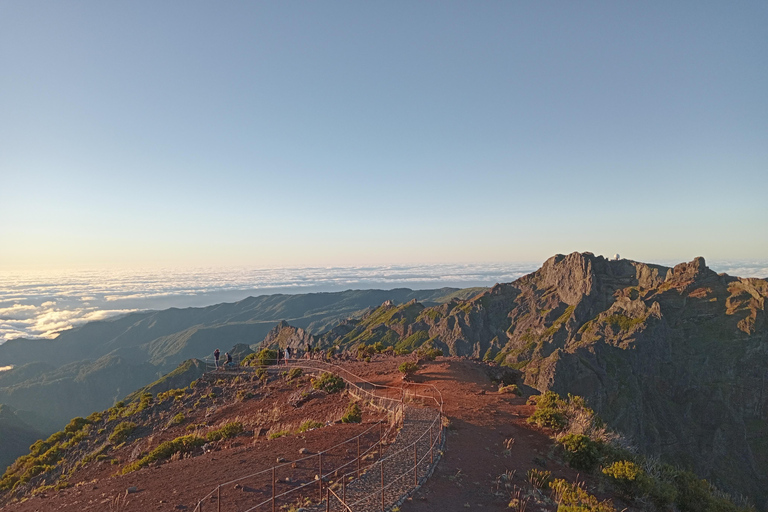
top-left (1, 260), bottom-right (765, 344)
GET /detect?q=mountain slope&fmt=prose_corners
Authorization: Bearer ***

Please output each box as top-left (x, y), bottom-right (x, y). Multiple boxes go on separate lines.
top-left (0, 287), bottom-right (482, 467)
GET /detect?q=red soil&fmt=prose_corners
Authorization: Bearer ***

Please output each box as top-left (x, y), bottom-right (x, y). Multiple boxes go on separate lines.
top-left (2, 357), bottom-right (633, 512)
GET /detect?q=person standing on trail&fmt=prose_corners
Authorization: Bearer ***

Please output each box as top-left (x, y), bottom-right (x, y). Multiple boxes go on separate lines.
top-left (213, 348), bottom-right (220, 369)
top-left (225, 351), bottom-right (233, 368)
top-left (285, 346), bottom-right (291, 362)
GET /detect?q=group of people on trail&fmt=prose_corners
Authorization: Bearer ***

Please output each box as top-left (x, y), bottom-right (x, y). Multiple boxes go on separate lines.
top-left (214, 340), bottom-right (326, 369)
top-left (213, 348), bottom-right (232, 369)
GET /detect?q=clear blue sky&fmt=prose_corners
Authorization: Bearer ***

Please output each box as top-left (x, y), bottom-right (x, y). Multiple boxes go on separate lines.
top-left (1, 1), bottom-right (766, 270)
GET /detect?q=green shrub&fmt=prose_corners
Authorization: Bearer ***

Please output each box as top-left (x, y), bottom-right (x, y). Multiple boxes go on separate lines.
top-left (602, 460), bottom-right (649, 498)
top-left (64, 417), bottom-right (91, 434)
top-left (416, 347), bottom-right (443, 361)
top-left (549, 478), bottom-right (616, 512)
top-left (86, 411), bottom-right (103, 423)
top-left (398, 361), bottom-right (419, 376)
top-left (121, 393), bottom-right (153, 417)
top-left (157, 388), bottom-right (187, 402)
top-left (287, 367), bottom-right (303, 381)
top-left (528, 407), bottom-right (567, 430)
top-left (242, 348), bottom-right (279, 366)
top-left (169, 413), bottom-right (186, 426)
top-left (109, 422), bottom-right (137, 445)
top-left (341, 402), bottom-right (362, 423)
top-left (29, 440), bottom-right (52, 458)
top-left (206, 422), bottom-right (243, 442)
top-left (559, 433), bottom-right (602, 471)
top-left (356, 343), bottom-right (377, 360)
top-left (121, 435), bottom-right (205, 474)
top-left (312, 372), bottom-right (345, 393)
top-left (236, 389), bottom-right (255, 401)
top-left (298, 420), bottom-right (324, 433)
top-left (268, 430), bottom-right (290, 440)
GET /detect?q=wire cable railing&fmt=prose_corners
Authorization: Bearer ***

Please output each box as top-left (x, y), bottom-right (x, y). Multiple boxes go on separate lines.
top-left (192, 357), bottom-right (445, 512)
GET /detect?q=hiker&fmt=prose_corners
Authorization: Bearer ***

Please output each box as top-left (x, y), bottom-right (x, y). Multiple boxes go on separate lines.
top-left (225, 352), bottom-right (233, 368)
top-left (305, 342), bottom-right (311, 359)
top-left (285, 346), bottom-right (291, 362)
top-left (213, 348), bottom-right (220, 369)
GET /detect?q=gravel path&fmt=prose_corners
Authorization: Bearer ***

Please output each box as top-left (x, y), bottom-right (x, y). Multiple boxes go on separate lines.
top-left (307, 405), bottom-right (442, 512)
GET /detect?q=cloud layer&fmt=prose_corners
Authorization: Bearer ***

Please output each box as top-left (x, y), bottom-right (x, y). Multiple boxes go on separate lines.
top-left (1, 260), bottom-right (765, 343)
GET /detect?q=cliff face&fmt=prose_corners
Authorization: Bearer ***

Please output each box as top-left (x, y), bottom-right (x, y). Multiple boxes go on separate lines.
top-left (294, 252), bottom-right (767, 505)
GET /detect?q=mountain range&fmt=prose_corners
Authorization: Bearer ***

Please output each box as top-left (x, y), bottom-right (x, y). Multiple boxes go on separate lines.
top-left (1, 253), bottom-right (766, 505)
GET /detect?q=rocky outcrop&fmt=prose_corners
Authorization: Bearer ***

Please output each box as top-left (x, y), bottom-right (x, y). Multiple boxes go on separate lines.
top-left (262, 321), bottom-right (317, 351)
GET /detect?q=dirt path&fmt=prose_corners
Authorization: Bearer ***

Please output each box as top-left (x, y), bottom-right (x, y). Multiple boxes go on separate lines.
top-left (399, 358), bottom-right (586, 512)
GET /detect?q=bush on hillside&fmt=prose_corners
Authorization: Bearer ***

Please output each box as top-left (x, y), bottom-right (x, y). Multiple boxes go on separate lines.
top-left (341, 402), bottom-right (362, 423)
top-left (602, 460), bottom-right (650, 498)
top-left (121, 435), bottom-right (205, 474)
top-left (398, 361), bottom-right (419, 376)
top-left (206, 422), bottom-right (243, 442)
top-left (415, 346), bottom-right (443, 361)
top-left (312, 372), bottom-right (345, 394)
top-left (242, 349), bottom-right (278, 367)
top-left (297, 420), bottom-right (324, 433)
top-left (109, 421), bottom-right (137, 445)
top-left (64, 417), bottom-right (91, 434)
top-left (559, 433), bottom-right (602, 471)
top-left (549, 478), bottom-right (616, 512)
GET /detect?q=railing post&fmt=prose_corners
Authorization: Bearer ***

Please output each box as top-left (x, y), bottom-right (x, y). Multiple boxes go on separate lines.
top-left (430, 424), bottom-right (434, 464)
top-left (343, 475), bottom-right (346, 503)
top-left (217, 484), bottom-right (221, 512)
top-left (319, 452), bottom-right (323, 501)
top-left (357, 437), bottom-right (360, 478)
top-left (380, 458), bottom-right (384, 511)
top-left (414, 443), bottom-right (418, 485)
top-left (272, 466), bottom-right (276, 512)
top-left (326, 488), bottom-right (330, 512)
top-left (379, 422), bottom-right (382, 460)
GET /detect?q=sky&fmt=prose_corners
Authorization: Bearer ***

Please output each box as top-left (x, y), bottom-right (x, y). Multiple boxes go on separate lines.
top-left (1, 1), bottom-right (767, 270)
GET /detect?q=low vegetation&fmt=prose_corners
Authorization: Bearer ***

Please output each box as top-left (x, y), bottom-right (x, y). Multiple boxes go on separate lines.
top-left (108, 421), bottom-right (137, 445)
top-left (527, 391), bottom-right (757, 511)
top-left (549, 478), bottom-right (616, 512)
top-left (241, 348), bottom-right (279, 367)
top-left (341, 402), bottom-right (362, 423)
top-left (0, 415), bottom-right (96, 492)
top-left (311, 372), bottom-right (345, 393)
top-left (120, 435), bottom-right (206, 474)
top-left (297, 420), bottom-right (324, 433)
top-left (205, 422), bottom-right (243, 442)
top-left (498, 384), bottom-right (521, 395)
top-left (398, 361), bottom-right (419, 377)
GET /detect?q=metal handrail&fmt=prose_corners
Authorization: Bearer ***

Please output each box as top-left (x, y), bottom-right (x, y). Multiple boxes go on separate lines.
top-left (192, 358), bottom-right (445, 512)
